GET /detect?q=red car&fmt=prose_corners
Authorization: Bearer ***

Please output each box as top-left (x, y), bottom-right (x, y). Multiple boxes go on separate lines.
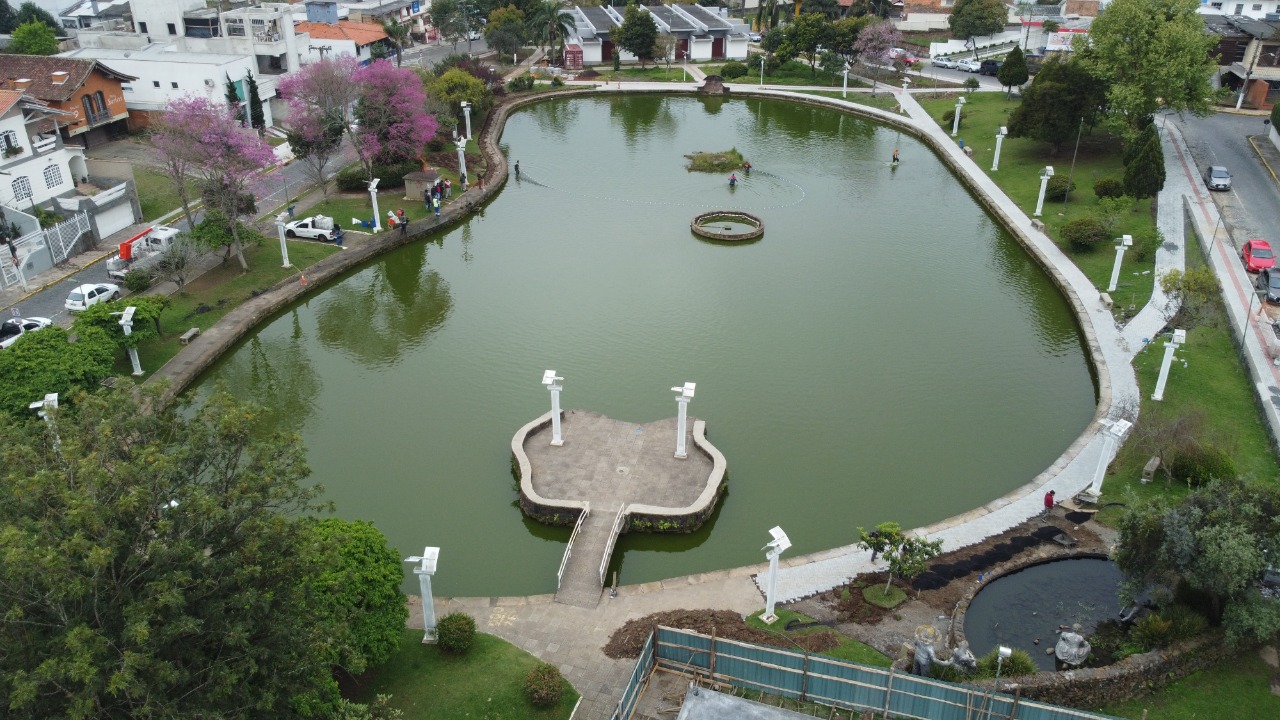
top-left (1243, 239), bottom-right (1275, 273)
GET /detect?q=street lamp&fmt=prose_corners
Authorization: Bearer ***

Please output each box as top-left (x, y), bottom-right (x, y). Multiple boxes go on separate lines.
top-left (761, 526), bottom-right (791, 624)
top-left (1033, 165), bottom-right (1054, 217)
top-left (110, 306), bottom-right (143, 376)
top-left (671, 382), bottom-right (695, 459)
top-left (991, 126), bottom-right (1007, 172)
top-left (1152, 328), bottom-right (1187, 402)
top-left (898, 75), bottom-right (911, 113)
top-left (455, 135), bottom-right (468, 181)
top-left (368, 177), bottom-right (382, 233)
top-left (404, 547), bottom-right (440, 643)
top-left (542, 370), bottom-right (564, 446)
top-left (759, 55), bottom-right (765, 88)
top-left (1239, 288), bottom-right (1267, 356)
top-left (842, 62), bottom-right (849, 98)
top-left (1080, 417), bottom-right (1133, 502)
top-left (275, 212), bottom-right (291, 268)
top-left (1106, 234), bottom-right (1133, 292)
top-left (951, 95), bottom-right (965, 137)
top-left (460, 100), bottom-right (472, 140)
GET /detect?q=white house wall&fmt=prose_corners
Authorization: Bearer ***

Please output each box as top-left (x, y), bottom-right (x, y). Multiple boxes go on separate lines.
top-left (299, 39), bottom-right (361, 65)
top-left (4, 148), bottom-right (83, 209)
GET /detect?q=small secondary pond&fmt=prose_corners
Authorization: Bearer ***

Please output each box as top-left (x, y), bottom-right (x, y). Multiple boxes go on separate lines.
top-left (964, 557), bottom-right (1124, 671)
top-left (196, 96), bottom-right (1096, 597)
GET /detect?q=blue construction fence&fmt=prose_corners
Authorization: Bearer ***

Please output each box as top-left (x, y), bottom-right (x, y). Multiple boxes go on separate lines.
top-left (612, 626), bottom-right (1124, 720)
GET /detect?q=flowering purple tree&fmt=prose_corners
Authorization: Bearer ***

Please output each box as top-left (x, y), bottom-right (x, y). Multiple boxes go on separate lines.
top-left (351, 60), bottom-right (438, 176)
top-left (853, 21), bottom-right (900, 96)
top-left (155, 95), bottom-right (274, 271)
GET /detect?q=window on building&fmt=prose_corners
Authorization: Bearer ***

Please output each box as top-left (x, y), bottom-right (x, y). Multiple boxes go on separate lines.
top-left (93, 91), bottom-right (105, 114)
top-left (168, 23), bottom-right (177, 35)
top-left (42, 165), bottom-right (62, 189)
top-left (81, 95), bottom-right (94, 121)
top-left (171, 82), bottom-right (178, 89)
top-left (0, 130), bottom-right (17, 152)
top-left (138, 22), bottom-right (148, 34)
top-left (12, 176), bottom-right (31, 200)
top-left (153, 81), bottom-right (160, 88)
top-left (1211, 2), bottom-right (1224, 7)
top-left (1254, 3), bottom-right (1263, 9)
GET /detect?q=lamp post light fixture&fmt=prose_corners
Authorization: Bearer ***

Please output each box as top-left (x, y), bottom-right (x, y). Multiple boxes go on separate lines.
top-left (1107, 234), bottom-right (1133, 292)
top-left (460, 100), bottom-right (472, 140)
top-left (1033, 165), bottom-right (1054, 217)
top-left (28, 392), bottom-right (57, 423)
top-left (404, 547), bottom-right (440, 643)
top-left (368, 177), bottom-right (382, 233)
top-left (542, 370), bottom-right (564, 446)
top-left (759, 55), bottom-right (766, 88)
top-left (899, 75), bottom-right (911, 113)
top-left (991, 126), bottom-right (1008, 172)
top-left (1080, 417), bottom-right (1133, 502)
top-left (110, 306), bottom-right (143, 376)
top-left (761, 526), bottom-right (792, 624)
top-left (951, 95), bottom-right (965, 137)
top-left (671, 381), bottom-right (695, 459)
top-left (842, 62), bottom-right (849, 98)
top-left (455, 135), bottom-right (468, 180)
top-left (1152, 329), bottom-right (1187, 402)
top-left (275, 211), bottom-right (292, 268)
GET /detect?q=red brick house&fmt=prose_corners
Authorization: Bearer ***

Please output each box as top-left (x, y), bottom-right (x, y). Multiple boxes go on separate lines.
top-left (0, 56), bottom-right (136, 147)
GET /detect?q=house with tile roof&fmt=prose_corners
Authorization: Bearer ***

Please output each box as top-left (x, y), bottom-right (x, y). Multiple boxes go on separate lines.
top-left (0, 56), bottom-right (135, 147)
top-left (296, 20), bottom-right (390, 65)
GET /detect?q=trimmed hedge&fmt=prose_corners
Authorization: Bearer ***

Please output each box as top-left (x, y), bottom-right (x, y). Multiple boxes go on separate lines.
top-left (1061, 216), bottom-right (1108, 252)
top-left (1093, 177), bottom-right (1125, 199)
top-left (1045, 174), bottom-right (1076, 201)
top-left (436, 612), bottom-right (477, 654)
top-left (523, 661), bottom-right (565, 707)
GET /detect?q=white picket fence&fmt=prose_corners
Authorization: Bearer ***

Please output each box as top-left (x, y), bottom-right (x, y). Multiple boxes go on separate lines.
top-left (46, 211), bottom-right (90, 264)
top-left (0, 210), bottom-right (90, 290)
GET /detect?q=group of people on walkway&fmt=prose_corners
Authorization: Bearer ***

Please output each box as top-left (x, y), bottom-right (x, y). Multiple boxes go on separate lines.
top-left (423, 178), bottom-right (452, 217)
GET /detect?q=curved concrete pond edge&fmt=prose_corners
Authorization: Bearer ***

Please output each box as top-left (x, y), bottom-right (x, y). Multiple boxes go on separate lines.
top-left (145, 85), bottom-right (1121, 599)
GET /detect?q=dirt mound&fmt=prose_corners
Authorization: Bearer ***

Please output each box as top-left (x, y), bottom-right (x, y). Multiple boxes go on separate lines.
top-left (603, 609), bottom-right (840, 659)
top-left (577, 69), bottom-right (600, 79)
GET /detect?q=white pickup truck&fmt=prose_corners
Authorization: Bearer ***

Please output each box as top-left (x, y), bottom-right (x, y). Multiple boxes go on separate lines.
top-left (105, 225), bottom-right (181, 280)
top-left (284, 215), bottom-right (343, 242)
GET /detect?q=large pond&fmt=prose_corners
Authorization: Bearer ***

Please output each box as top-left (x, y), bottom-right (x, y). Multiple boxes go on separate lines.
top-left (197, 95), bottom-right (1096, 597)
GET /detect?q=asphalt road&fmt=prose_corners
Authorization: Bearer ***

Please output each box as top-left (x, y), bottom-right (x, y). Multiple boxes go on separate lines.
top-left (1171, 111), bottom-right (1280, 253)
top-left (400, 38), bottom-right (491, 69)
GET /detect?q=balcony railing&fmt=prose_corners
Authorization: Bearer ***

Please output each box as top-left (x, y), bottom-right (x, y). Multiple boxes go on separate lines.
top-left (32, 136), bottom-right (56, 153)
top-left (85, 111), bottom-right (112, 126)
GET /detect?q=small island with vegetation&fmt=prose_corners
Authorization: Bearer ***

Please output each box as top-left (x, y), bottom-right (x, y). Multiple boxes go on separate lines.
top-left (685, 147), bottom-right (745, 172)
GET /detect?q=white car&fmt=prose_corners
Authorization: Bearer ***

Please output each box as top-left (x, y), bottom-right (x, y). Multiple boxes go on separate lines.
top-left (284, 215), bottom-right (341, 242)
top-left (956, 58), bottom-right (982, 73)
top-left (933, 56), bottom-right (958, 70)
top-left (466, 29), bottom-right (482, 41)
top-left (65, 283), bottom-right (120, 312)
top-left (749, 32), bottom-right (763, 42)
top-left (0, 316), bottom-right (52, 348)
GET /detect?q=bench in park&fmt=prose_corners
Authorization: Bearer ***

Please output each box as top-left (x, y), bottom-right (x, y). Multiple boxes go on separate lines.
top-left (179, 327), bottom-right (201, 345)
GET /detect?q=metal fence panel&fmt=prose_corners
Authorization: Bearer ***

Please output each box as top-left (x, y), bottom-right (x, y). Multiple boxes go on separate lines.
top-left (612, 630), bottom-right (654, 720)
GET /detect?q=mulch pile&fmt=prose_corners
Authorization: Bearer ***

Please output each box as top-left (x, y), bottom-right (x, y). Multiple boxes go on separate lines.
top-left (603, 609), bottom-right (840, 659)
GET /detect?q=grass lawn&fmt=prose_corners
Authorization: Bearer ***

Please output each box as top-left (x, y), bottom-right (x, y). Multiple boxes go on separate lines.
top-left (1095, 223), bottom-right (1280, 527)
top-left (746, 609), bottom-right (892, 667)
top-left (126, 240), bottom-right (341, 376)
top-left (918, 92), bottom-right (1157, 312)
top-left (134, 166), bottom-right (198, 222)
top-left (1101, 649), bottom-right (1279, 719)
top-left (264, 136), bottom-right (288, 147)
top-left (589, 65), bottom-right (693, 82)
top-left (305, 194), bottom-right (380, 226)
top-left (350, 630), bottom-right (578, 720)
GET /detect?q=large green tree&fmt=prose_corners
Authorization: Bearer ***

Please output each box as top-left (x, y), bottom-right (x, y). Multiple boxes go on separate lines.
top-left (246, 72), bottom-right (265, 132)
top-left (0, 326), bottom-right (115, 415)
top-left (0, 388), bottom-right (344, 718)
top-left (8, 19), bottom-right (57, 55)
top-left (303, 519), bottom-right (409, 674)
top-left (0, 1), bottom-right (17, 34)
top-left (615, 2), bottom-right (658, 67)
top-left (996, 45), bottom-right (1029, 96)
top-left (1078, 0), bottom-right (1217, 132)
top-left (484, 4), bottom-right (527, 58)
top-left (381, 17), bottom-right (411, 66)
top-left (14, 1), bottom-right (55, 29)
top-left (1123, 130), bottom-right (1166, 200)
top-left (948, 0), bottom-right (1007, 46)
top-left (780, 11), bottom-right (833, 74)
top-left (1116, 477), bottom-right (1280, 646)
top-left (858, 522), bottom-right (943, 593)
top-left (1006, 56), bottom-right (1107, 154)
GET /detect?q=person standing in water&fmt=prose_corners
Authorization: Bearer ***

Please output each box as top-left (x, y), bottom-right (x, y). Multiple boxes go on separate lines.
top-left (514, 160), bottom-right (521, 179)
top-left (892, 149), bottom-right (900, 164)
top-left (729, 173), bottom-right (738, 187)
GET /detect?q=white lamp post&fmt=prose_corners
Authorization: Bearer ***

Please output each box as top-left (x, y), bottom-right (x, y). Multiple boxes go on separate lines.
top-left (991, 126), bottom-right (1007, 171)
top-left (111, 306), bottom-right (143, 376)
top-left (542, 370), bottom-right (564, 446)
top-left (1106, 234), bottom-right (1133, 292)
top-left (759, 55), bottom-right (765, 88)
top-left (28, 392), bottom-right (57, 423)
top-left (405, 547), bottom-right (440, 643)
top-left (842, 62), bottom-right (849, 98)
top-left (1080, 417), bottom-right (1132, 501)
top-left (951, 95), bottom-right (965, 137)
top-left (994, 645), bottom-right (1011, 685)
top-left (761, 526), bottom-right (791, 624)
top-left (368, 178), bottom-right (382, 232)
top-left (1033, 165), bottom-right (1054, 217)
top-left (275, 212), bottom-right (292, 268)
top-left (671, 381), bottom-right (695, 459)
top-left (460, 100), bottom-right (472, 140)
top-left (455, 135), bottom-right (468, 181)
top-left (1151, 329), bottom-right (1186, 401)
top-left (898, 76), bottom-right (911, 113)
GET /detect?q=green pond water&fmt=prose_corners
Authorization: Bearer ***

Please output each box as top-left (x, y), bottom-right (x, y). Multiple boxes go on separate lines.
top-left (197, 95), bottom-right (1096, 597)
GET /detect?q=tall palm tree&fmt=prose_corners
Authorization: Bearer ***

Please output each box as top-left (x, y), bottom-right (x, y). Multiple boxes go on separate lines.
top-left (381, 17), bottom-right (411, 66)
top-left (527, 0), bottom-right (576, 58)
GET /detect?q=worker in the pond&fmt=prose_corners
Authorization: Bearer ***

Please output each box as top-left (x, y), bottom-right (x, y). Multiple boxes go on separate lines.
top-left (729, 173), bottom-right (738, 187)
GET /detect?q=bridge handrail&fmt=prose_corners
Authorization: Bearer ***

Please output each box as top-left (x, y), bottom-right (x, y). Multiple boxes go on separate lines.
top-left (556, 503), bottom-right (590, 590)
top-left (599, 507), bottom-right (627, 587)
